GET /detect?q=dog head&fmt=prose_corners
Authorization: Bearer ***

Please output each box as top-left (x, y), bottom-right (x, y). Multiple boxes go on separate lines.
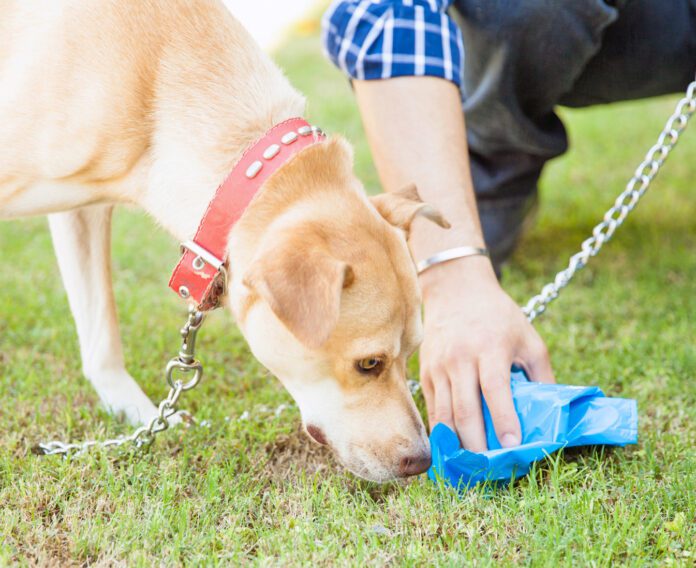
top-left (231, 137), bottom-right (448, 481)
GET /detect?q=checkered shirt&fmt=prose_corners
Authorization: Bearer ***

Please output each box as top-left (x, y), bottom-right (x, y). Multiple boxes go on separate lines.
top-left (322, 0), bottom-right (464, 87)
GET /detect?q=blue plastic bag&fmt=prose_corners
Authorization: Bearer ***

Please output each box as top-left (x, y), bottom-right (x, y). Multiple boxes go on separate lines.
top-left (428, 367), bottom-right (638, 490)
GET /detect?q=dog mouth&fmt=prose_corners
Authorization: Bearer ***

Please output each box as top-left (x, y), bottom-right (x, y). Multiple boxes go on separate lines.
top-left (305, 424), bottom-right (328, 446)
top-left (334, 444), bottom-right (411, 483)
top-left (342, 456), bottom-right (399, 483)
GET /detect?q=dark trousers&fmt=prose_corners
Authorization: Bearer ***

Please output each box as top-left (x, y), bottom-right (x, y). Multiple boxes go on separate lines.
top-left (452, 0), bottom-right (696, 265)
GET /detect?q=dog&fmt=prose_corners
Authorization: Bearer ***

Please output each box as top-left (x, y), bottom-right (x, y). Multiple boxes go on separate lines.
top-left (0, 0), bottom-right (449, 481)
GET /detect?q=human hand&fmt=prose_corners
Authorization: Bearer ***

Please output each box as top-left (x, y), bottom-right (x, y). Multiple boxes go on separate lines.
top-left (418, 256), bottom-right (555, 452)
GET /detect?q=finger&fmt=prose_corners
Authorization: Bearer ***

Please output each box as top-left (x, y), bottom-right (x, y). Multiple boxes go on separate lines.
top-left (479, 355), bottom-right (521, 448)
top-left (521, 331), bottom-right (556, 384)
top-left (431, 370), bottom-right (455, 431)
top-left (420, 372), bottom-right (436, 430)
top-left (450, 363), bottom-right (487, 453)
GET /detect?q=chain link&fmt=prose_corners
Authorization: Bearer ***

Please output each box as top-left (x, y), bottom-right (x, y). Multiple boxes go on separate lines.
top-left (37, 305), bottom-right (206, 457)
top-left (522, 79), bottom-right (696, 322)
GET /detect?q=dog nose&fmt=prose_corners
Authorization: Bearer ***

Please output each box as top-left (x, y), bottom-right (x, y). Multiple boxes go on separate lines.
top-left (398, 453), bottom-right (431, 477)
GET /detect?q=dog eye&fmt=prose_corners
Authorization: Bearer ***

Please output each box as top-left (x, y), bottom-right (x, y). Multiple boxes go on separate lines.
top-left (356, 357), bottom-right (383, 375)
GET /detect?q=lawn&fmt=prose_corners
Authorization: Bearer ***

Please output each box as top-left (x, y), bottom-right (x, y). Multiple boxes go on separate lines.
top-left (1, 19), bottom-right (695, 567)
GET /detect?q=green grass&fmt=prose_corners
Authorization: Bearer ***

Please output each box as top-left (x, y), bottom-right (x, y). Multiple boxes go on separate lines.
top-left (1, 25), bottom-right (695, 566)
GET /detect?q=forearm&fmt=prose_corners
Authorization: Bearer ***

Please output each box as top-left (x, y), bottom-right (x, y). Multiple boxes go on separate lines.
top-left (354, 76), bottom-right (496, 285)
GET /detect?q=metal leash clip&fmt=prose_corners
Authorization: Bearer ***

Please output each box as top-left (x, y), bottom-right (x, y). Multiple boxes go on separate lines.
top-left (166, 307), bottom-right (204, 392)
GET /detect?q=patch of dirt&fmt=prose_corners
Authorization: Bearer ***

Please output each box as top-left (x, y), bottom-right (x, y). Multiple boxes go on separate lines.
top-left (6, 524), bottom-right (80, 568)
top-left (261, 424), bottom-right (339, 480)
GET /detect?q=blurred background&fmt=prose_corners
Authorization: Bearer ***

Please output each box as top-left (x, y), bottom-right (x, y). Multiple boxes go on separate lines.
top-left (223, 0), bottom-right (323, 51)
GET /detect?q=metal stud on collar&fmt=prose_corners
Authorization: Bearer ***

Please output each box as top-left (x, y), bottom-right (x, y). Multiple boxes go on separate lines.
top-left (281, 131), bottom-right (298, 144)
top-left (263, 144), bottom-right (281, 159)
top-left (245, 160), bottom-right (263, 179)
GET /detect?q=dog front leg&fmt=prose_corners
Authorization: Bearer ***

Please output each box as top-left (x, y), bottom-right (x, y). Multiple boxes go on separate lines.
top-left (49, 205), bottom-right (159, 425)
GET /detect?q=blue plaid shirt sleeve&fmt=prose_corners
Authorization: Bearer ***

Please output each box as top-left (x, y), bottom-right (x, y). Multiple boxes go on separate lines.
top-left (322, 0), bottom-right (464, 88)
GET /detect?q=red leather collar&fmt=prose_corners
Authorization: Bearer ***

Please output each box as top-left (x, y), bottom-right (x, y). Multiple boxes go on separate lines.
top-left (169, 117), bottom-right (326, 310)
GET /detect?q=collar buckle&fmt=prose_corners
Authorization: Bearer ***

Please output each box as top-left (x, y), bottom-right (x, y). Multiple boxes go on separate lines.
top-left (180, 240), bottom-right (225, 271)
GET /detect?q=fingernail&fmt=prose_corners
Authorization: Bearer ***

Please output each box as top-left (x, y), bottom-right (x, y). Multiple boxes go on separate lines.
top-left (500, 433), bottom-right (520, 448)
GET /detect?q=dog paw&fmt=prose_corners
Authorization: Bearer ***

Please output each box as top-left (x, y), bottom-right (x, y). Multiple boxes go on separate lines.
top-left (104, 392), bottom-right (159, 426)
top-left (88, 369), bottom-right (158, 426)
top-left (87, 369), bottom-right (195, 427)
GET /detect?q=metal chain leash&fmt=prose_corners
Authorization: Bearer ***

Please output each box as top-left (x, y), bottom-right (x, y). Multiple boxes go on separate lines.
top-left (522, 79), bottom-right (696, 322)
top-left (38, 306), bottom-right (206, 457)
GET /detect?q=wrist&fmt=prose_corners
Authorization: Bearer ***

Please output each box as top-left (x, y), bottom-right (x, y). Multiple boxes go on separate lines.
top-left (419, 253), bottom-right (499, 300)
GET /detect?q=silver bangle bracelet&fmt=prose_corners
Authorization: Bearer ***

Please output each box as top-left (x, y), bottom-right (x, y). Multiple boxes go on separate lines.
top-left (416, 246), bottom-right (490, 275)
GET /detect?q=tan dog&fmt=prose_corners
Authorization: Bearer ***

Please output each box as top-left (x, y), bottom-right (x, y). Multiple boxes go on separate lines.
top-left (0, 0), bottom-right (448, 481)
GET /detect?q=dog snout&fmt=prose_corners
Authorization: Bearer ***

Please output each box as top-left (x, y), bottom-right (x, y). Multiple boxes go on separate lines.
top-left (398, 452), bottom-right (431, 477)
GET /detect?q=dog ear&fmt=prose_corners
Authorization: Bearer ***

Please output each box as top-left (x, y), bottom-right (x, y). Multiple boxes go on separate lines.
top-left (370, 183), bottom-right (450, 233)
top-left (243, 233), bottom-right (353, 349)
